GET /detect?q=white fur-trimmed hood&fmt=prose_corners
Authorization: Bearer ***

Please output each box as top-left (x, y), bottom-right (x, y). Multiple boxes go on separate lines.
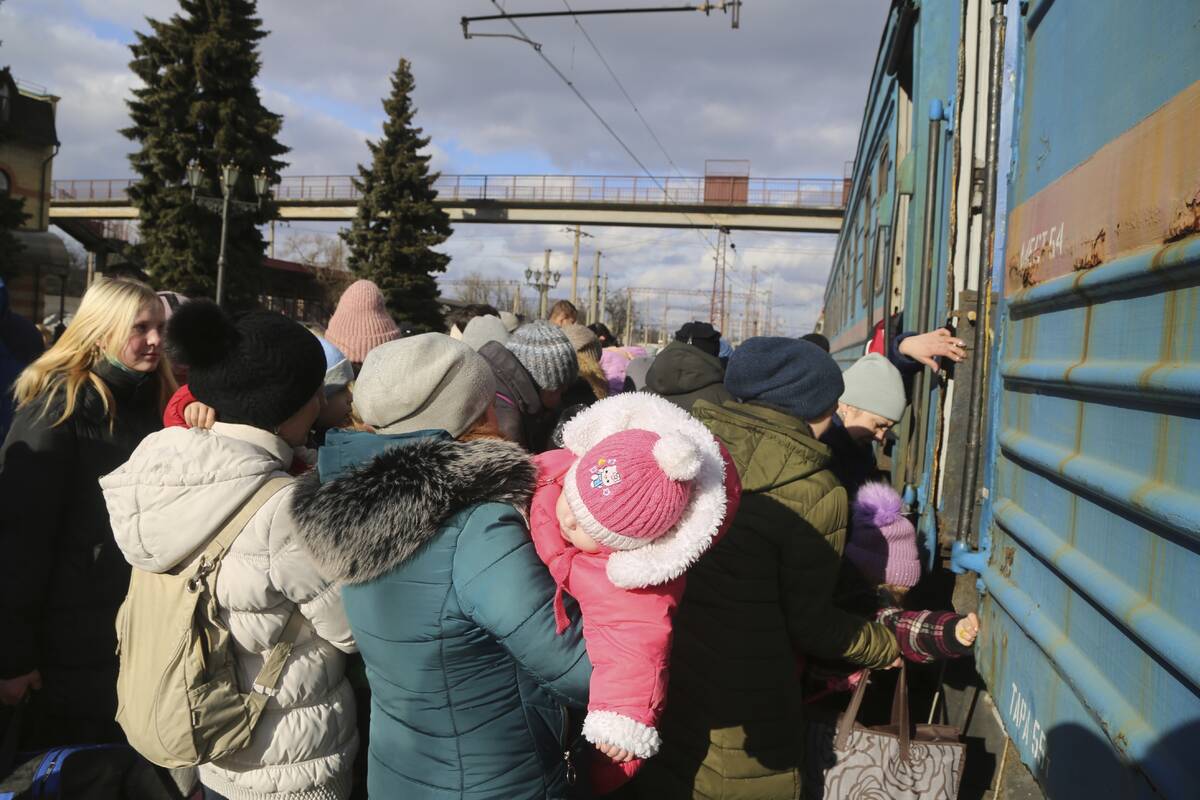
top-left (560, 392), bottom-right (731, 589)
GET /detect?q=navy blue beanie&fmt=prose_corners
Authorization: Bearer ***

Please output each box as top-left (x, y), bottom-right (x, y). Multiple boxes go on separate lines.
top-left (724, 336), bottom-right (844, 420)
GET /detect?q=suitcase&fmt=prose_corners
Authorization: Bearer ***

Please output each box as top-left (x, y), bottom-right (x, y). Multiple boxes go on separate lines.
top-left (0, 698), bottom-right (185, 800)
top-left (0, 744), bottom-right (129, 799)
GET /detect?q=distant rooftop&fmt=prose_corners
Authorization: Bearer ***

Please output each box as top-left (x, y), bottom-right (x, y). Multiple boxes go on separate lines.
top-left (0, 70), bottom-right (60, 147)
top-left (14, 77), bottom-right (52, 98)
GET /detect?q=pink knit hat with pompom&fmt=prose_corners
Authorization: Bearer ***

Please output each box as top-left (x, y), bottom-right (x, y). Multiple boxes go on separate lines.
top-left (325, 279), bottom-right (402, 364)
top-left (564, 428), bottom-right (702, 551)
top-left (844, 482), bottom-right (921, 588)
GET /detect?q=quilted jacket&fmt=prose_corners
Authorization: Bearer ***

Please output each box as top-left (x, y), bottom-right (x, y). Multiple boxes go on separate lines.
top-left (102, 423), bottom-right (358, 800)
top-left (292, 430), bottom-right (592, 800)
top-left (630, 400), bottom-right (898, 800)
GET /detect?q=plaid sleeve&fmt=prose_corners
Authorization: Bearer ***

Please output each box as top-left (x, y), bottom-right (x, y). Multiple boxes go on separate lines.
top-left (875, 607), bottom-right (973, 662)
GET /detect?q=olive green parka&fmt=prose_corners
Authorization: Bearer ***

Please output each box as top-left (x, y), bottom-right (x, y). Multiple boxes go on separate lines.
top-left (631, 400), bottom-right (899, 800)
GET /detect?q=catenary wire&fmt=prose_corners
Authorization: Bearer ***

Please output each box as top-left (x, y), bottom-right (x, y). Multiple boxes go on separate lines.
top-left (488, 0), bottom-right (720, 255)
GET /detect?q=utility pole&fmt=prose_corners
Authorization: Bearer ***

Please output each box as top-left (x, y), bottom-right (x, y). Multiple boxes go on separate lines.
top-left (624, 290), bottom-right (634, 345)
top-left (543, 248), bottom-right (552, 319)
top-left (661, 295), bottom-right (669, 345)
top-left (709, 227), bottom-right (730, 328)
top-left (565, 225), bottom-right (592, 306)
top-left (601, 275), bottom-right (609, 326)
top-left (765, 284), bottom-right (774, 336)
top-left (513, 283), bottom-right (522, 316)
top-left (745, 264), bottom-right (758, 338)
top-left (590, 251), bottom-right (602, 324)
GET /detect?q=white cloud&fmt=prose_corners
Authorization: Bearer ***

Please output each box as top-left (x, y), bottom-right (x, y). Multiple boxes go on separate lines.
top-left (2, 0), bottom-right (887, 333)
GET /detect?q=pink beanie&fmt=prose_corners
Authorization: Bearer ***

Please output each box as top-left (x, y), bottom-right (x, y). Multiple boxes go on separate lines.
top-left (564, 428), bottom-right (702, 551)
top-left (844, 482), bottom-right (921, 588)
top-left (325, 280), bottom-right (402, 364)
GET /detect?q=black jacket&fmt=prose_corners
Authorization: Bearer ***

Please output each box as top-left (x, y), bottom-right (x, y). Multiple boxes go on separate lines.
top-left (822, 416), bottom-right (885, 499)
top-left (0, 360), bottom-right (163, 745)
top-left (645, 340), bottom-right (733, 413)
top-left (478, 341), bottom-right (555, 453)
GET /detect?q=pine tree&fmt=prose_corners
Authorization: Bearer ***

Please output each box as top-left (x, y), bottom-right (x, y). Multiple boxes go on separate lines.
top-left (341, 59), bottom-right (451, 332)
top-left (123, 0), bottom-right (287, 307)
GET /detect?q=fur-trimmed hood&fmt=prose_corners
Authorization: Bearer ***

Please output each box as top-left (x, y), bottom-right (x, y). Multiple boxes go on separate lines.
top-left (292, 433), bottom-right (537, 585)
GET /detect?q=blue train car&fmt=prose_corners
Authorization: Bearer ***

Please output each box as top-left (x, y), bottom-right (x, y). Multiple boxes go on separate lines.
top-left (822, 1), bottom-right (1200, 797)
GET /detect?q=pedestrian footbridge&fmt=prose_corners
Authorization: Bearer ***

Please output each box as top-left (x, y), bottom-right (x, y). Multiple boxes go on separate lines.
top-left (49, 173), bottom-right (845, 233)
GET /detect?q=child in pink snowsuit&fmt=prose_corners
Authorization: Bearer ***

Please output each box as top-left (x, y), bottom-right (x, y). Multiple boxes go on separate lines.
top-left (528, 393), bottom-right (740, 795)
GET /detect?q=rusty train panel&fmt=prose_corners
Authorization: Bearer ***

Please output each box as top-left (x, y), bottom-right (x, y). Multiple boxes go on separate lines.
top-left (823, 1), bottom-right (1200, 797)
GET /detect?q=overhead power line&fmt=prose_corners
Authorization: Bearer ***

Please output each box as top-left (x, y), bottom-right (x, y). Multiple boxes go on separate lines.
top-left (559, 0), bottom-right (687, 181)
top-left (462, 2), bottom-right (741, 37)
top-left (478, 0), bottom-right (725, 255)
top-left (556, 0), bottom-right (721, 258)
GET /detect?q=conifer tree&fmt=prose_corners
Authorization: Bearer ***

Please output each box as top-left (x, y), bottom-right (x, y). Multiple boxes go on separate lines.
top-left (342, 59), bottom-right (451, 332)
top-left (123, 0), bottom-right (286, 307)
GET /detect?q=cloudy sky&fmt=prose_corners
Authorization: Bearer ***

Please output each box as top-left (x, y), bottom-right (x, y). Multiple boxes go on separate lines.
top-left (2, 0), bottom-right (890, 335)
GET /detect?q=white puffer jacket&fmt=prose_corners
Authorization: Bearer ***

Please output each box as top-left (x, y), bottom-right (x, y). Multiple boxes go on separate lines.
top-left (102, 423), bottom-right (358, 800)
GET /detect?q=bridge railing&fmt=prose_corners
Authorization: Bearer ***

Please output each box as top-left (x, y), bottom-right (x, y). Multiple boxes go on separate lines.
top-left (52, 174), bottom-right (845, 208)
top-left (52, 179), bottom-right (135, 202)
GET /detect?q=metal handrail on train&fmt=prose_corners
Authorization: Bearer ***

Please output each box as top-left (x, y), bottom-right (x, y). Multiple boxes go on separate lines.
top-left (955, 0), bottom-right (1008, 549)
top-left (903, 106), bottom-right (946, 488)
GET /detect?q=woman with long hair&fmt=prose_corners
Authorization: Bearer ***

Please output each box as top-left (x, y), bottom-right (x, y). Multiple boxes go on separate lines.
top-left (0, 277), bottom-right (176, 747)
top-left (292, 334), bottom-right (591, 799)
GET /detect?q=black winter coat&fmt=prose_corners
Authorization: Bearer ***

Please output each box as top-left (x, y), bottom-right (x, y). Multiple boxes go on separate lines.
top-left (644, 340), bottom-right (732, 413)
top-left (0, 361), bottom-right (163, 746)
top-left (822, 416), bottom-right (886, 499)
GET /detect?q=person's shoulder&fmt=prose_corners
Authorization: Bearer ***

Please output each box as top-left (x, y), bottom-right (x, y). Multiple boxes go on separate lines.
top-left (450, 500), bottom-right (536, 581)
top-left (455, 500), bottom-right (529, 538)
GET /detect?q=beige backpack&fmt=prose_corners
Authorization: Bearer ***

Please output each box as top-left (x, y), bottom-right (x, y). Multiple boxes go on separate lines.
top-left (114, 477), bottom-right (303, 768)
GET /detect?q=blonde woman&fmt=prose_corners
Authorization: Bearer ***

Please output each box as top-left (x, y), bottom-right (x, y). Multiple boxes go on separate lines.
top-left (547, 323), bottom-right (610, 448)
top-left (562, 322), bottom-right (610, 405)
top-left (0, 277), bottom-right (175, 749)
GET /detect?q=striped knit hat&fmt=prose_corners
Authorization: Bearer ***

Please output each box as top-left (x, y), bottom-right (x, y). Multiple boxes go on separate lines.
top-left (324, 280), bottom-right (402, 364)
top-left (564, 428), bottom-right (702, 551)
top-left (506, 321), bottom-right (578, 391)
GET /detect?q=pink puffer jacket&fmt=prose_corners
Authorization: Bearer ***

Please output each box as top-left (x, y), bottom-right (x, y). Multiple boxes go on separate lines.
top-left (527, 393), bottom-right (740, 794)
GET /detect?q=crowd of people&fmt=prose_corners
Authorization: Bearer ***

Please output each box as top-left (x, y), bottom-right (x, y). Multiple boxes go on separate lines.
top-left (0, 276), bottom-right (978, 800)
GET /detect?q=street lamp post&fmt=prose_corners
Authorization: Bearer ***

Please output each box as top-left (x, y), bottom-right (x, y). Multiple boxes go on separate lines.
top-left (525, 249), bottom-right (561, 320)
top-left (185, 160), bottom-right (271, 307)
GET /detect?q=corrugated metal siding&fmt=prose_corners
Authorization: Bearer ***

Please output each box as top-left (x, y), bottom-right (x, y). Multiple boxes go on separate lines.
top-left (976, 2), bottom-right (1200, 796)
top-left (982, 238), bottom-right (1200, 798)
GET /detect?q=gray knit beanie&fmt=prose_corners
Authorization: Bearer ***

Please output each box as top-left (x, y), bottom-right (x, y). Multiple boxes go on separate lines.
top-left (840, 353), bottom-right (907, 422)
top-left (461, 314), bottom-right (510, 351)
top-left (498, 311), bottom-right (520, 333)
top-left (506, 321), bottom-right (578, 392)
top-left (354, 334), bottom-right (496, 437)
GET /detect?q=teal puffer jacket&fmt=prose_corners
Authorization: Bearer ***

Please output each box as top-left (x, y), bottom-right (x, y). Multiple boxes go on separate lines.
top-left (293, 430), bottom-right (592, 799)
